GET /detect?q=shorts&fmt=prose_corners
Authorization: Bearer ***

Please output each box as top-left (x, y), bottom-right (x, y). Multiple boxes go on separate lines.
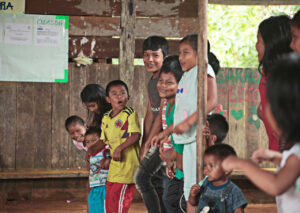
top-left (88, 185), bottom-right (106, 213)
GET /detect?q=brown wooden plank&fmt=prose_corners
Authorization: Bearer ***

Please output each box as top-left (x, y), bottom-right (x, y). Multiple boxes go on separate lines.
top-left (51, 79), bottom-right (70, 168)
top-left (0, 83), bottom-right (16, 170)
top-left (86, 64), bottom-right (120, 87)
top-left (119, 0), bottom-right (136, 94)
top-left (25, 0), bottom-right (197, 17)
top-left (69, 16), bottom-right (198, 37)
top-left (69, 37), bottom-right (179, 59)
top-left (0, 170), bottom-right (88, 179)
top-left (68, 64), bottom-right (87, 169)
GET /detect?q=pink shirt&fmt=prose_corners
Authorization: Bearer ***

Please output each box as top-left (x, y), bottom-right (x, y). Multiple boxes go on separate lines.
top-left (259, 71), bottom-right (279, 151)
top-left (72, 140), bottom-right (87, 151)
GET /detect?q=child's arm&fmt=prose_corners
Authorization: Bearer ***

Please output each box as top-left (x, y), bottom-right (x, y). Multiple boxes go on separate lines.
top-left (113, 132), bottom-right (141, 161)
top-left (188, 184), bottom-right (201, 206)
top-left (151, 123), bottom-right (174, 147)
top-left (251, 148), bottom-right (282, 166)
top-left (142, 102), bottom-right (154, 143)
top-left (222, 155), bottom-right (300, 196)
top-left (159, 146), bottom-right (176, 163)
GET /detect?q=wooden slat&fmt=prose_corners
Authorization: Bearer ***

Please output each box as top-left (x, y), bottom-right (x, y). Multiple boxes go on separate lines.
top-left (85, 64), bottom-right (120, 87)
top-left (68, 64), bottom-right (87, 169)
top-left (0, 170), bottom-right (88, 179)
top-left (51, 79), bottom-right (70, 168)
top-left (0, 83), bottom-right (16, 170)
top-left (25, 0), bottom-right (197, 17)
top-left (69, 16), bottom-right (198, 37)
top-left (16, 83), bottom-right (52, 169)
top-left (69, 37), bottom-right (179, 59)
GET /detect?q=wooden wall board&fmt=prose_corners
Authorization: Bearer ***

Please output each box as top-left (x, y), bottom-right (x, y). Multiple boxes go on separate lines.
top-left (0, 83), bottom-right (16, 170)
top-left (51, 81), bottom-right (70, 168)
top-left (69, 37), bottom-right (180, 59)
top-left (25, 0), bottom-right (198, 18)
top-left (69, 16), bottom-right (198, 37)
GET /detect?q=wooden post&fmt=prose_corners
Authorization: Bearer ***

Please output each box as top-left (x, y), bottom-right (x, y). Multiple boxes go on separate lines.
top-left (196, 0), bottom-right (208, 183)
top-left (119, 0), bottom-right (136, 95)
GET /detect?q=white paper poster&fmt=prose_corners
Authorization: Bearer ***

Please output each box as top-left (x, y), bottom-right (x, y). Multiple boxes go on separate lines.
top-left (0, 24), bottom-right (2, 43)
top-left (5, 23), bottom-right (32, 45)
top-left (35, 24), bottom-right (63, 47)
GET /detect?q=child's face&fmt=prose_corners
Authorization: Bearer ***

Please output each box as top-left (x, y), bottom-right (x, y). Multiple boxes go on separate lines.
top-left (290, 26), bottom-right (300, 54)
top-left (203, 154), bottom-right (227, 186)
top-left (179, 41), bottom-right (198, 72)
top-left (143, 49), bottom-right (164, 76)
top-left (67, 122), bottom-right (86, 142)
top-left (256, 31), bottom-right (265, 63)
top-left (84, 101), bottom-right (100, 114)
top-left (85, 133), bottom-right (102, 150)
top-left (157, 72), bottom-right (178, 99)
top-left (106, 85), bottom-right (129, 112)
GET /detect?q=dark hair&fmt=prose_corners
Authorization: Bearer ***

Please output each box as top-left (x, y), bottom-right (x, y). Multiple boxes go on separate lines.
top-left (159, 55), bottom-right (184, 83)
top-left (180, 34), bottom-right (220, 74)
top-left (204, 144), bottom-right (237, 161)
top-left (143, 36), bottom-right (169, 57)
top-left (291, 10), bottom-right (300, 28)
top-left (106, 80), bottom-right (129, 97)
top-left (267, 53), bottom-right (300, 143)
top-left (207, 113), bottom-right (229, 144)
top-left (65, 115), bottom-right (85, 131)
top-left (258, 15), bottom-right (292, 76)
top-left (85, 126), bottom-right (102, 137)
top-left (80, 84), bottom-right (111, 127)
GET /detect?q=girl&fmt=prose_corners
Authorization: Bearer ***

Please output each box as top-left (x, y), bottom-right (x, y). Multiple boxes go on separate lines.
top-left (256, 15), bottom-right (292, 151)
top-left (222, 53), bottom-right (300, 213)
top-left (172, 34), bottom-right (218, 211)
top-left (80, 84), bottom-right (111, 127)
top-left (290, 10), bottom-right (300, 54)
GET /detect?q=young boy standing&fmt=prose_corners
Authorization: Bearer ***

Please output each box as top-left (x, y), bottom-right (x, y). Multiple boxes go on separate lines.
top-left (101, 80), bottom-right (141, 213)
top-left (134, 36), bottom-right (170, 213)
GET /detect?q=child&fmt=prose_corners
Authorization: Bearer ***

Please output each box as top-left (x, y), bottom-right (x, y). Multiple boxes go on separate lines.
top-left (222, 53), bottom-right (300, 213)
top-left (256, 15), bottom-right (292, 151)
top-left (135, 36), bottom-right (169, 213)
top-left (290, 10), bottom-right (300, 54)
top-left (65, 115), bottom-right (87, 151)
top-left (80, 84), bottom-right (111, 127)
top-left (159, 113), bottom-right (229, 212)
top-left (189, 144), bottom-right (247, 213)
top-left (85, 127), bottom-right (109, 213)
top-left (100, 80), bottom-right (141, 213)
top-left (172, 34), bottom-right (218, 210)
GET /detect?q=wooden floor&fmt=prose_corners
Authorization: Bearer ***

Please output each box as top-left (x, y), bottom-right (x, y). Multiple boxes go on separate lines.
top-left (1, 200), bottom-right (277, 213)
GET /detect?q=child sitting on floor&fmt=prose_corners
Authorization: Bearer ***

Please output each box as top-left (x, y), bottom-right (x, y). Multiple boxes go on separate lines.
top-left (189, 144), bottom-right (247, 213)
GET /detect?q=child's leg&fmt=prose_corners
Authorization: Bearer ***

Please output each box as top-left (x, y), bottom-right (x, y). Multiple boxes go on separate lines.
top-left (88, 186), bottom-right (106, 213)
top-left (105, 181), bottom-right (136, 213)
top-left (182, 142), bottom-right (197, 213)
top-left (166, 177), bottom-right (186, 213)
top-left (134, 146), bottom-right (165, 213)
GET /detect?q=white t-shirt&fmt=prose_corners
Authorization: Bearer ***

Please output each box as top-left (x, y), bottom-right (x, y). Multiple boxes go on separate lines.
top-left (276, 143), bottom-right (300, 213)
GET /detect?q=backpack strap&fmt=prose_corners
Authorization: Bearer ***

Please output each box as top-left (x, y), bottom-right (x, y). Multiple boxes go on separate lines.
top-left (220, 182), bottom-right (234, 202)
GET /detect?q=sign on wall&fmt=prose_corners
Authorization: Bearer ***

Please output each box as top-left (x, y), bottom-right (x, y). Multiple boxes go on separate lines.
top-left (0, 0), bottom-right (25, 14)
top-left (0, 13), bottom-right (69, 82)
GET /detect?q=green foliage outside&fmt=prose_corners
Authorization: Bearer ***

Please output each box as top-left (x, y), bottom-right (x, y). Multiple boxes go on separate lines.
top-left (208, 5), bottom-right (300, 68)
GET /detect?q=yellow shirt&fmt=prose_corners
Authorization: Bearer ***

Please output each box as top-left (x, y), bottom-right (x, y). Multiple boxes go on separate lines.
top-left (100, 106), bottom-right (141, 184)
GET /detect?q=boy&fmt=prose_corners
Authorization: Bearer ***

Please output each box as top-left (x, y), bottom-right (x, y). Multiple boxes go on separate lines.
top-left (189, 144), bottom-right (247, 213)
top-left (101, 80), bottom-right (141, 213)
top-left (85, 127), bottom-right (109, 213)
top-left (135, 36), bottom-right (170, 213)
top-left (162, 113), bottom-right (229, 212)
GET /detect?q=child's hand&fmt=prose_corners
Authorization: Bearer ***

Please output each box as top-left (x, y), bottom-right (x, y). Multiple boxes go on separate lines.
top-left (140, 142), bottom-right (150, 160)
top-left (151, 132), bottom-right (168, 147)
top-left (221, 155), bottom-right (238, 173)
top-left (113, 146), bottom-right (122, 161)
top-left (159, 145), bottom-right (175, 163)
top-left (99, 158), bottom-right (111, 170)
top-left (166, 161), bottom-right (176, 179)
top-left (190, 184), bottom-right (201, 197)
top-left (252, 148), bottom-right (282, 165)
top-left (203, 121), bottom-right (210, 137)
top-left (173, 120), bottom-right (190, 135)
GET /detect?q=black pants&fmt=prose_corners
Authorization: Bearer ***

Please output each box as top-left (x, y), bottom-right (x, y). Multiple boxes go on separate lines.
top-left (166, 177), bottom-right (186, 213)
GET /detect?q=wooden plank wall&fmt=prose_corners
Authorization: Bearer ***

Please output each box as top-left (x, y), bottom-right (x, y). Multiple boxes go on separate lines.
top-left (0, 0), bottom-right (270, 172)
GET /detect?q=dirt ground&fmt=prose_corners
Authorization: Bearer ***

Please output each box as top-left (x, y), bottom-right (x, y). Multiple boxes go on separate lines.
top-left (1, 200), bottom-right (277, 213)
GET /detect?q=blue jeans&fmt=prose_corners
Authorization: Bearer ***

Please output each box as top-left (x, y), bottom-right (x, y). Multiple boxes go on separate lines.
top-left (134, 146), bottom-right (171, 213)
